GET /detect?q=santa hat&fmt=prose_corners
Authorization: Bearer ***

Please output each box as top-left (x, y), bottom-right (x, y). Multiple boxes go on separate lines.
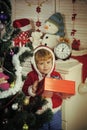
top-left (46, 12), bottom-right (65, 36)
top-left (13, 18), bottom-right (32, 31)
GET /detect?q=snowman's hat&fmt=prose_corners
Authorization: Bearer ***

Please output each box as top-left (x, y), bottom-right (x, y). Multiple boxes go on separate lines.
top-left (46, 12), bottom-right (65, 36)
top-left (47, 13), bottom-right (63, 27)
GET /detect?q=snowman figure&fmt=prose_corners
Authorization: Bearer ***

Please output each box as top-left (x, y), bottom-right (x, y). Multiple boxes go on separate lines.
top-left (42, 12), bottom-right (65, 49)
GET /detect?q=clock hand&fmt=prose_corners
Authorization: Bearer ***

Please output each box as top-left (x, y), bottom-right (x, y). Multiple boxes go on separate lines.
top-left (62, 48), bottom-right (64, 52)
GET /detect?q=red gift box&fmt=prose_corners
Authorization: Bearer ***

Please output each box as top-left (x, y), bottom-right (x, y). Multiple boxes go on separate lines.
top-left (43, 77), bottom-right (75, 97)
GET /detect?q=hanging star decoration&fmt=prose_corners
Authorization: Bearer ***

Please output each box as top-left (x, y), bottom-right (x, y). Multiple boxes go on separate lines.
top-left (36, 6), bottom-right (41, 31)
top-left (36, 6), bottom-right (41, 13)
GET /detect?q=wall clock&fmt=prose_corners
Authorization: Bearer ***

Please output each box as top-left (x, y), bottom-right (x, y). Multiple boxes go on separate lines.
top-left (54, 42), bottom-right (72, 60)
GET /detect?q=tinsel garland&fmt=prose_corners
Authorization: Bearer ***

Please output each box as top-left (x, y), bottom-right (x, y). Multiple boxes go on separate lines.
top-left (0, 46), bottom-right (33, 99)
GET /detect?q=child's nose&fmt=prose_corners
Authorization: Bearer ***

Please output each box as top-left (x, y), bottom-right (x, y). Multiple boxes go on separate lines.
top-left (44, 62), bottom-right (48, 67)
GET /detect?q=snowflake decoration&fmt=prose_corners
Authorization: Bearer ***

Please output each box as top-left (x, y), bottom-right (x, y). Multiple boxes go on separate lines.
top-left (36, 6), bottom-right (41, 13)
top-left (36, 20), bottom-right (41, 27)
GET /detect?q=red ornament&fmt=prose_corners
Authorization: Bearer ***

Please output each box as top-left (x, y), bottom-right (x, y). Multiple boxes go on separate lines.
top-left (36, 6), bottom-right (41, 13)
top-left (72, 38), bottom-right (80, 50)
top-left (36, 20), bottom-right (41, 27)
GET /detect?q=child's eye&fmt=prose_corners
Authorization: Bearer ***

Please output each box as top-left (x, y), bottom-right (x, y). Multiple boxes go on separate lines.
top-left (40, 63), bottom-right (43, 65)
top-left (39, 62), bottom-right (44, 65)
top-left (47, 61), bottom-right (50, 64)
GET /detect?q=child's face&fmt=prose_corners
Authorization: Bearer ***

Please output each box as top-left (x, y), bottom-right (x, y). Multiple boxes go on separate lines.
top-left (36, 58), bottom-right (53, 75)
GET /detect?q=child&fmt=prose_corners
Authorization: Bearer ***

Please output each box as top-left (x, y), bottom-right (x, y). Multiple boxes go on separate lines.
top-left (22, 45), bottom-right (63, 130)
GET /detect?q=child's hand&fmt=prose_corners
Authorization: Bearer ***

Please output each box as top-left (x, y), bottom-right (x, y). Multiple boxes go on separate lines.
top-left (32, 78), bottom-right (45, 95)
top-left (32, 80), bottom-right (39, 93)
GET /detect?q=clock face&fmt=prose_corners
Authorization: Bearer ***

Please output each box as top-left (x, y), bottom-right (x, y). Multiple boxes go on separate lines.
top-left (54, 42), bottom-right (72, 60)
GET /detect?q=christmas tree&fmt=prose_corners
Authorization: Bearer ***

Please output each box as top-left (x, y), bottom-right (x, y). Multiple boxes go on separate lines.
top-left (0, 1), bottom-right (53, 130)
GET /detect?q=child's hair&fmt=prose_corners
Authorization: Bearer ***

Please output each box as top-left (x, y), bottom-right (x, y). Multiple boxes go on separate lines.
top-left (35, 49), bottom-right (53, 63)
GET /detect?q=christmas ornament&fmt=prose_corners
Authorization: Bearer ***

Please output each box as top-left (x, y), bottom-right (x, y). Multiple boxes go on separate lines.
top-left (36, 6), bottom-right (41, 13)
top-left (23, 123), bottom-right (29, 130)
top-left (0, 22), bottom-right (4, 32)
top-left (0, 0), bottom-right (12, 28)
top-left (0, 11), bottom-right (8, 22)
top-left (12, 103), bottom-right (18, 110)
top-left (23, 97), bottom-right (30, 105)
top-left (72, 38), bottom-right (80, 50)
top-left (2, 118), bottom-right (8, 125)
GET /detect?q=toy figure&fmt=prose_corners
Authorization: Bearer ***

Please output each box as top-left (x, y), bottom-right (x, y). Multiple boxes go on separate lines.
top-left (22, 45), bottom-right (65, 130)
top-left (44, 12), bottom-right (65, 36)
top-left (42, 12), bottom-right (65, 49)
top-left (30, 31), bottom-right (43, 49)
top-left (13, 18), bottom-right (34, 47)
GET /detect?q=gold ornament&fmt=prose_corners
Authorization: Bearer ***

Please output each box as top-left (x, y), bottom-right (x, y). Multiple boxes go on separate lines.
top-left (23, 123), bottom-right (29, 130)
top-left (10, 81), bottom-right (15, 88)
top-left (23, 96), bottom-right (30, 105)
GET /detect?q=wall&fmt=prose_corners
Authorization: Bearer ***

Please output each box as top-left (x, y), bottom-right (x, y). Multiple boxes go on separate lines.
top-left (11, 0), bottom-right (87, 49)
